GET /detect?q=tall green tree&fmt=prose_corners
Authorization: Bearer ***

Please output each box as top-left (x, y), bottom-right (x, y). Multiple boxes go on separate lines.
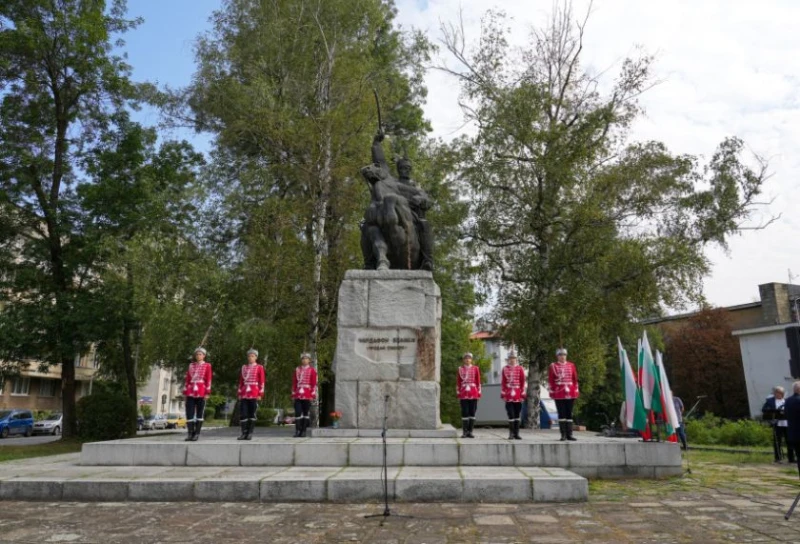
top-left (440, 7), bottom-right (772, 427)
top-left (0, 0), bottom-right (140, 437)
top-left (79, 114), bottom-right (204, 432)
top-left (159, 0), bottom-right (435, 415)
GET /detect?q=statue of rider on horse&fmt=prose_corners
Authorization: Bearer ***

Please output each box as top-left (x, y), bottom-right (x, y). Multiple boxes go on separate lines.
top-left (360, 92), bottom-right (434, 271)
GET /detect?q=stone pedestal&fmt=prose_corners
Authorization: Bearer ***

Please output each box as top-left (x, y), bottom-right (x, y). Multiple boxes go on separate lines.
top-left (333, 270), bottom-right (442, 430)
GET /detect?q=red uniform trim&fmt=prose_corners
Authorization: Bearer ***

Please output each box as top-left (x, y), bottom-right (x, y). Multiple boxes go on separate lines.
top-left (292, 365), bottom-right (317, 400)
top-left (548, 361), bottom-right (579, 399)
top-left (184, 361), bottom-right (212, 398)
top-left (500, 364), bottom-right (526, 402)
top-left (456, 365), bottom-right (482, 399)
top-left (238, 363), bottom-right (265, 399)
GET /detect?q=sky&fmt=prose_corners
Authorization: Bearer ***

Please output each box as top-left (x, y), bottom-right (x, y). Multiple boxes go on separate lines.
top-left (123, 0), bottom-right (799, 310)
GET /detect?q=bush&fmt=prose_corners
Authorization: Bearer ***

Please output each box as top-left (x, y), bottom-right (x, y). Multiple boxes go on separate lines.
top-left (76, 392), bottom-right (138, 441)
top-left (684, 413), bottom-right (772, 447)
top-left (255, 407), bottom-right (276, 427)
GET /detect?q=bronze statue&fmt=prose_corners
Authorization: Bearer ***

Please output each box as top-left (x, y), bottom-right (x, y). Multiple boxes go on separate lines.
top-left (360, 130), bottom-right (434, 271)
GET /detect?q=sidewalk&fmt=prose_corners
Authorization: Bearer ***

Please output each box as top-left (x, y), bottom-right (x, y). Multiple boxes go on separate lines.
top-left (0, 494), bottom-right (797, 543)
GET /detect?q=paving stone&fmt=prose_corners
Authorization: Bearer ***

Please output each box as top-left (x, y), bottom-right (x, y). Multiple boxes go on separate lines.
top-left (474, 514), bottom-right (514, 525)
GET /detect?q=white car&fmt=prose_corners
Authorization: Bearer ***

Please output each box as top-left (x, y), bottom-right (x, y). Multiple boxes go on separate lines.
top-left (32, 413), bottom-right (62, 435)
top-left (141, 415), bottom-right (167, 430)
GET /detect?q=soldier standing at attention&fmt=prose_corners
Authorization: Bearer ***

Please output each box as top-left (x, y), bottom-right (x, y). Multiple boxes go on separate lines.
top-left (457, 352), bottom-right (482, 438)
top-left (501, 351), bottom-right (526, 440)
top-left (183, 347), bottom-right (212, 442)
top-left (237, 349), bottom-right (265, 441)
top-left (548, 347), bottom-right (580, 441)
top-left (292, 353), bottom-right (318, 438)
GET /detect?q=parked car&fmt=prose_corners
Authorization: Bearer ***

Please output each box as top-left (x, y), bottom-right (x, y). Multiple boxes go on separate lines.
top-left (141, 414), bottom-right (167, 431)
top-left (137, 415), bottom-right (144, 431)
top-left (0, 409), bottom-right (34, 438)
top-left (165, 413), bottom-right (186, 429)
top-left (32, 413), bottom-right (62, 436)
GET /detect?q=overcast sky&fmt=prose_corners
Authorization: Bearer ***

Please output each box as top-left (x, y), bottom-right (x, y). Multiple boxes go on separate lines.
top-left (126, 0), bottom-right (798, 309)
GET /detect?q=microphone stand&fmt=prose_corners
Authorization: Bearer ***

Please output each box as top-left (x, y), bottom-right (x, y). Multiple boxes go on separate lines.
top-left (365, 394), bottom-right (413, 524)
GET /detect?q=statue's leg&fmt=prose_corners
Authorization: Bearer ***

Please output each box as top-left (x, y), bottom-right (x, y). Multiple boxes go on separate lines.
top-left (418, 219), bottom-right (433, 271)
top-left (366, 225), bottom-right (390, 271)
top-left (360, 222), bottom-right (377, 270)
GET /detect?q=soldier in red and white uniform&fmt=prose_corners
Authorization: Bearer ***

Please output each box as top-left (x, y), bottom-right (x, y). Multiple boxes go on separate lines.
top-left (548, 347), bottom-right (580, 441)
top-left (501, 351), bottom-right (526, 440)
top-left (237, 349), bottom-right (265, 441)
top-left (183, 347), bottom-right (213, 441)
top-left (457, 352), bottom-right (482, 438)
top-left (292, 353), bottom-right (317, 437)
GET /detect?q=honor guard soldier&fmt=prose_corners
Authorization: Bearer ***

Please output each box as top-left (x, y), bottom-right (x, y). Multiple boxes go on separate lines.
top-left (501, 350), bottom-right (526, 440)
top-left (183, 347), bottom-right (213, 442)
top-left (292, 353), bottom-right (318, 437)
top-left (237, 349), bottom-right (265, 440)
top-left (457, 352), bottom-right (482, 438)
top-left (548, 347), bottom-right (580, 441)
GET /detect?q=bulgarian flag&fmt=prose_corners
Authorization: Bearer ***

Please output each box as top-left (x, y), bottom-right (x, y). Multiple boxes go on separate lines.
top-left (619, 338), bottom-right (647, 432)
top-left (639, 330), bottom-right (663, 415)
top-left (656, 350), bottom-right (680, 440)
top-left (635, 338), bottom-right (652, 440)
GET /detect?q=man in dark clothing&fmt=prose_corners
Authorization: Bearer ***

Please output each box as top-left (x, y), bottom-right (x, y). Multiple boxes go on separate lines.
top-left (763, 386), bottom-right (794, 463)
top-left (785, 382), bottom-right (800, 476)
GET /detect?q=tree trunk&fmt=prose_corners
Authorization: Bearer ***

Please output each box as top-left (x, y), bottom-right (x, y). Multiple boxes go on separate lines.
top-left (526, 359), bottom-right (543, 429)
top-left (121, 264), bottom-right (138, 436)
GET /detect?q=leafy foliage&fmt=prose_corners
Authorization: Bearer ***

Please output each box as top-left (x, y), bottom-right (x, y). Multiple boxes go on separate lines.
top-left (684, 413), bottom-right (772, 447)
top-left (665, 308), bottom-right (749, 418)
top-left (439, 6), bottom-right (770, 426)
top-left (76, 391), bottom-right (138, 441)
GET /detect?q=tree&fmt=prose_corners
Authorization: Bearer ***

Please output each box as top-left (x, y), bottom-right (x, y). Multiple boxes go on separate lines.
top-left (79, 114), bottom-right (204, 434)
top-left (158, 0), bottom-right (434, 419)
top-left (665, 308), bottom-right (748, 419)
top-left (0, 0), bottom-right (141, 437)
top-left (439, 6), bottom-right (772, 427)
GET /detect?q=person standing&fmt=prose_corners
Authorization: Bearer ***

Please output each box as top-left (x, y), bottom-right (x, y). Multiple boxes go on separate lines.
top-left (763, 386), bottom-right (794, 463)
top-left (501, 351), bottom-right (526, 440)
top-left (183, 347), bottom-right (212, 442)
top-left (457, 352), bottom-right (482, 438)
top-left (548, 347), bottom-right (580, 442)
top-left (784, 382), bottom-right (800, 475)
top-left (672, 392), bottom-right (687, 450)
top-left (292, 353), bottom-right (318, 438)
top-left (237, 349), bottom-right (265, 441)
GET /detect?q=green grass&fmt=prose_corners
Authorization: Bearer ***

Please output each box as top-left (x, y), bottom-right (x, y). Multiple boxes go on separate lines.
top-left (0, 438), bottom-right (83, 463)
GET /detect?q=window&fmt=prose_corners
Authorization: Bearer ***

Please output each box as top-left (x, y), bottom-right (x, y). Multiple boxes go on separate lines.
top-left (39, 379), bottom-right (58, 397)
top-left (78, 382), bottom-right (91, 397)
top-left (11, 378), bottom-right (30, 396)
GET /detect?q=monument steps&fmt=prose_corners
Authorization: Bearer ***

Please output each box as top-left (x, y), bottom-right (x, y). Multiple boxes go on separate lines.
top-left (78, 431), bottom-right (682, 479)
top-left (0, 461), bottom-right (587, 503)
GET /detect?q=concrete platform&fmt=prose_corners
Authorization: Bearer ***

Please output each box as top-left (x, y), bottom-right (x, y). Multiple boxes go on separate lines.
top-left (79, 429), bottom-right (681, 479)
top-left (0, 456), bottom-right (588, 502)
top-left (309, 424), bottom-right (458, 438)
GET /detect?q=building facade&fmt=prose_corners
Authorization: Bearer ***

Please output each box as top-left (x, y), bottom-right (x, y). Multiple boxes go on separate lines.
top-left (137, 366), bottom-right (183, 416)
top-left (0, 353), bottom-right (98, 412)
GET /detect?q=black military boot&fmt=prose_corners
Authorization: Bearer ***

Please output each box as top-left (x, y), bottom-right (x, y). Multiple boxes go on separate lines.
top-left (237, 420), bottom-right (248, 440)
top-left (508, 421), bottom-right (514, 440)
top-left (294, 418), bottom-right (302, 437)
top-left (461, 418), bottom-right (469, 438)
top-left (513, 420), bottom-right (522, 440)
top-left (467, 418), bottom-right (475, 439)
top-left (299, 417), bottom-right (308, 438)
top-left (245, 419), bottom-right (254, 440)
top-left (559, 421), bottom-right (567, 441)
top-left (192, 420), bottom-right (203, 441)
top-left (566, 421), bottom-right (577, 441)
top-left (184, 421), bottom-right (195, 442)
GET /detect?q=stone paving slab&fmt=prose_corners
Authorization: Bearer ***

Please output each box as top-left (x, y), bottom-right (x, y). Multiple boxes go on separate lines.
top-left (0, 459), bottom-right (588, 503)
top-left (0, 497), bottom-right (798, 543)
